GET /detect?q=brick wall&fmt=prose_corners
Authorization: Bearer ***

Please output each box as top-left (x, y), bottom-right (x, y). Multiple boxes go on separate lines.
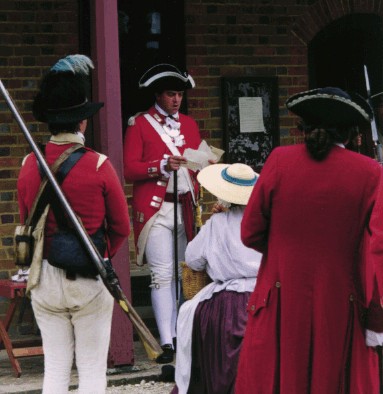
top-left (1, 0), bottom-right (383, 275)
top-left (184, 0), bottom-right (309, 150)
top-left (0, 0), bottom-right (79, 279)
top-left (184, 0), bottom-right (383, 149)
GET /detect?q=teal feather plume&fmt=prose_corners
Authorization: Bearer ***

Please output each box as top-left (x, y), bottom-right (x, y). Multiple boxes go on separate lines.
top-left (50, 54), bottom-right (94, 75)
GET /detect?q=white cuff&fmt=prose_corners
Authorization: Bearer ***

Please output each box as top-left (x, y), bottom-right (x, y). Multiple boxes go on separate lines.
top-left (160, 154), bottom-right (171, 178)
top-left (366, 329), bottom-right (383, 347)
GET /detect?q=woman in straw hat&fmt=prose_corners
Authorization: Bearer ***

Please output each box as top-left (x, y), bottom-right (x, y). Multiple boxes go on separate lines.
top-left (236, 87), bottom-right (383, 393)
top-left (17, 55), bottom-right (130, 393)
top-left (172, 163), bottom-right (262, 394)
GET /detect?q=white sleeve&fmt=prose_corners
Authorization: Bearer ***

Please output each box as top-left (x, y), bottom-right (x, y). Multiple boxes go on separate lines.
top-left (185, 219), bottom-right (211, 271)
top-left (365, 329), bottom-right (383, 347)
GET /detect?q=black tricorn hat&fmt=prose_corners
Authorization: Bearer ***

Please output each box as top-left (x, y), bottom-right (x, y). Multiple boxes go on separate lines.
top-left (138, 63), bottom-right (195, 92)
top-left (286, 87), bottom-right (373, 128)
top-left (33, 55), bottom-right (104, 124)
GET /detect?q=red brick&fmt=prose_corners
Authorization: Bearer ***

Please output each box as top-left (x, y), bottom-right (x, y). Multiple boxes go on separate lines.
top-left (1, 0), bottom-right (382, 277)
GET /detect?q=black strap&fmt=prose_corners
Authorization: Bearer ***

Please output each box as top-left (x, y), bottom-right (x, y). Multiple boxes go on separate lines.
top-left (26, 145), bottom-right (86, 227)
top-left (56, 149), bottom-right (86, 183)
top-left (37, 147), bottom-right (85, 181)
top-left (49, 149), bottom-right (86, 228)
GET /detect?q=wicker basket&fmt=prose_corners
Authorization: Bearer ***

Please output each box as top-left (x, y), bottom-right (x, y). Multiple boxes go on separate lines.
top-left (181, 262), bottom-right (212, 300)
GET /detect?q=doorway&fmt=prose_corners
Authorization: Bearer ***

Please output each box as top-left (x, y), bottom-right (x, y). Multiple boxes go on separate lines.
top-left (118, 0), bottom-right (186, 130)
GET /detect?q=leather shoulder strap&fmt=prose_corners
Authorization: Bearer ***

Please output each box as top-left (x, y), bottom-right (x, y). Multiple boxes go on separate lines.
top-left (56, 148), bottom-right (86, 183)
top-left (49, 147), bottom-right (87, 228)
top-left (25, 144), bottom-right (85, 226)
top-left (144, 113), bottom-right (182, 156)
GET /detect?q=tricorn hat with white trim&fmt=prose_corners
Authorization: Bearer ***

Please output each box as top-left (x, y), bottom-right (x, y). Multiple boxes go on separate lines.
top-left (286, 87), bottom-right (373, 128)
top-left (138, 63), bottom-right (195, 92)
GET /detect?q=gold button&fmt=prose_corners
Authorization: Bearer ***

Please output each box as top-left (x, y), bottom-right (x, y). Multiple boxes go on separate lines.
top-left (349, 294), bottom-right (354, 302)
top-left (250, 305), bottom-right (255, 311)
top-left (275, 281), bottom-right (281, 288)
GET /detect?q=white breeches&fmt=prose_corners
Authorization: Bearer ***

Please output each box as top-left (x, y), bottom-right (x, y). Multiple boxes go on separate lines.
top-left (31, 260), bottom-right (114, 394)
top-left (145, 202), bottom-right (187, 346)
top-left (145, 202), bottom-right (187, 289)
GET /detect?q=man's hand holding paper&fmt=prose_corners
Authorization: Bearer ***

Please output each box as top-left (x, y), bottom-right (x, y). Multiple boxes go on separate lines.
top-left (182, 140), bottom-right (224, 171)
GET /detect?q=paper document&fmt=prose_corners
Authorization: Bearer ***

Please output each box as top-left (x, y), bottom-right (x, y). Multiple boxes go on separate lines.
top-left (182, 140), bottom-right (225, 171)
top-left (239, 97), bottom-right (266, 133)
top-left (209, 145), bottom-right (225, 162)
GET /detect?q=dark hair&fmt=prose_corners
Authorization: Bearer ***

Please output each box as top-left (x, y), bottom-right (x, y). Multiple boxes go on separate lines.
top-left (152, 77), bottom-right (187, 95)
top-left (48, 122), bottom-right (79, 135)
top-left (298, 121), bottom-right (352, 161)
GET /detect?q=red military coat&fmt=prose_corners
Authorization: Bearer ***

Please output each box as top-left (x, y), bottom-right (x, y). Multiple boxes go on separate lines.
top-left (17, 134), bottom-right (131, 258)
top-left (123, 106), bottom-right (201, 265)
top-left (236, 144), bottom-right (383, 394)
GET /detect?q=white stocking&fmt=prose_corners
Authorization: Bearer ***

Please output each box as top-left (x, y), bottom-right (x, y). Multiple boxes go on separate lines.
top-left (151, 284), bottom-right (175, 347)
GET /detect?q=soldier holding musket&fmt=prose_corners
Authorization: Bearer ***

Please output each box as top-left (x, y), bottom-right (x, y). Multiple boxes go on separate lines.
top-left (17, 55), bottom-right (131, 393)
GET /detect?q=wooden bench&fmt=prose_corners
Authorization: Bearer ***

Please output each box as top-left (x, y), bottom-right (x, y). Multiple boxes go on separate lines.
top-left (0, 279), bottom-right (43, 377)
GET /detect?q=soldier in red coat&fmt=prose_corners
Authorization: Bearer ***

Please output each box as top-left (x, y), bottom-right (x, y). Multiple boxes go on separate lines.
top-left (17, 55), bottom-right (130, 393)
top-left (236, 87), bottom-right (383, 393)
top-left (123, 64), bottom-right (201, 363)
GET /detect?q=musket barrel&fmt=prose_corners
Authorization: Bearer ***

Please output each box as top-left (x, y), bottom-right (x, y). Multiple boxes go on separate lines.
top-left (364, 65), bottom-right (371, 94)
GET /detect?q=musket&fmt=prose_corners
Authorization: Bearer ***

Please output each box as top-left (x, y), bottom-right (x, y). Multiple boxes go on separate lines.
top-left (0, 80), bottom-right (162, 361)
top-left (364, 65), bottom-right (383, 164)
top-left (173, 170), bottom-right (179, 306)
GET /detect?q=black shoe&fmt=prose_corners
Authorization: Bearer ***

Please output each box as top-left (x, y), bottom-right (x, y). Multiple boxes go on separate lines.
top-left (157, 364), bottom-right (175, 382)
top-left (156, 344), bottom-right (174, 364)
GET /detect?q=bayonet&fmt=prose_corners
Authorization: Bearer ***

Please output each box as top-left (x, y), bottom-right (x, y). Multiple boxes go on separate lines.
top-left (364, 65), bottom-right (383, 163)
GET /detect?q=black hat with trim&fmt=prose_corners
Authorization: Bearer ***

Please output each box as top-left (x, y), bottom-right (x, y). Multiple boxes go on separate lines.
top-left (285, 87), bottom-right (373, 128)
top-left (138, 63), bottom-right (195, 92)
top-left (33, 54), bottom-right (104, 124)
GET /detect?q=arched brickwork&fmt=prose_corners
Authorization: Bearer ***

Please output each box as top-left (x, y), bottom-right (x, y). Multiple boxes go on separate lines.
top-left (291, 0), bottom-right (383, 46)
top-left (284, 0), bottom-right (383, 143)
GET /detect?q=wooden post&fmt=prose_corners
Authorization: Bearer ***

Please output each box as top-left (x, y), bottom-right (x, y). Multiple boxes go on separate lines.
top-left (90, 0), bottom-right (134, 366)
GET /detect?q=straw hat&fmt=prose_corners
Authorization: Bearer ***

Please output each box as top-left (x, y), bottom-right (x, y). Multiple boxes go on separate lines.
top-left (285, 87), bottom-right (372, 128)
top-left (197, 163), bottom-right (258, 206)
top-left (138, 63), bottom-right (195, 92)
